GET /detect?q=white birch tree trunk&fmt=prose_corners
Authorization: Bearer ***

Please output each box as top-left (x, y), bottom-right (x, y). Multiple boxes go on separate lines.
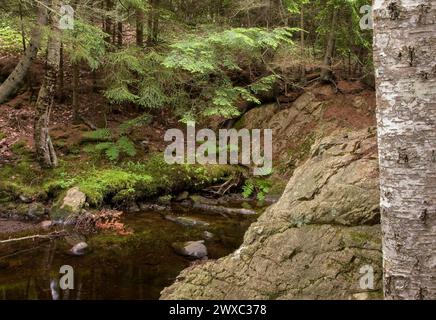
top-left (373, 0), bottom-right (436, 299)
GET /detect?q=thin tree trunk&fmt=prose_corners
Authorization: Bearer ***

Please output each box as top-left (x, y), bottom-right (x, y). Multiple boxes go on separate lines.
top-left (373, 0), bottom-right (436, 300)
top-left (104, 0), bottom-right (113, 44)
top-left (19, 1), bottom-right (35, 99)
top-left (19, 1), bottom-right (26, 51)
top-left (58, 43), bottom-right (64, 102)
top-left (92, 69), bottom-right (98, 93)
top-left (300, 6), bottom-right (306, 83)
top-left (147, 1), bottom-right (154, 46)
top-left (72, 62), bottom-right (80, 124)
top-left (0, 4), bottom-right (48, 104)
top-left (34, 0), bottom-right (61, 168)
top-left (153, 3), bottom-right (159, 43)
top-left (147, 0), bottom-right (159, 46)
top-left (136, 9), bottom-right (144, 47)
top-left (117, 21), bottom-right (123, 47)
top-left (320, 8), bottom-right (337, 82)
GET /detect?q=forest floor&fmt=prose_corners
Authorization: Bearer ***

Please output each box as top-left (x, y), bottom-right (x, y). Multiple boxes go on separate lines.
top-left (0, 55), bottom-right (176, 163)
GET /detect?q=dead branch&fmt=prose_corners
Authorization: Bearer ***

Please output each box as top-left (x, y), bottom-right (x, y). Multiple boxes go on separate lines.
top-left (79, 115), bottom-right (98, 130)
top-left (205, 173), bottom-right (242, 196)
top-left (0, 230), bottom-right (66, 244)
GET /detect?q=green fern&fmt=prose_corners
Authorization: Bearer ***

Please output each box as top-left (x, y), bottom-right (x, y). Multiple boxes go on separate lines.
top-left (83, 128), bottom-right (137, 162)
top-left (242, 178), bottom-right (272, 201)
top-left (105, 144), bottom-right (120, 162)
top-left (242, 180), bottom-right (255, 199)
top-left (250, 75), bottom-right (279, 94)
top-left (119, 115), bottom-right (151, 135)
top-left (117, 136), bottom-right (136, 157)
top-left (82, 129), bottom-right (112, 141)
top-left (94, 142), bottom-right (114, 151)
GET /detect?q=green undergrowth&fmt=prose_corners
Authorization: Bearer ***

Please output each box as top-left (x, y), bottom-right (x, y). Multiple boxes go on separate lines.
top-left (76, 154), bottom-right (239, 206)
top-left (0, 142), bottom-right (50, 202)
top-left (0, 148), bottom-right (240, 207)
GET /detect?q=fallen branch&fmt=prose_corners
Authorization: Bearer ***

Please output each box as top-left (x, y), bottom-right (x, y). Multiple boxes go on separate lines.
top-left (0, 230), bottom-right (66, 244)
top-left (79, 115), bottom-right (98, 130)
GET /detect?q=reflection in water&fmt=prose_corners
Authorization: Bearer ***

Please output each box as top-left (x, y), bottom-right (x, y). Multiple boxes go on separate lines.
top-left (50, 279), bottom-right (59, 300)
top-left (0, 205), bottom-right (259, 300)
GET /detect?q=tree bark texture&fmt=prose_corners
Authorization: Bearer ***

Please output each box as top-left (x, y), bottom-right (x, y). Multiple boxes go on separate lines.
top-left (373, 0), bottom-right (436, 300)
top-left (320, 8), bottom-right (338, 82)
top-left (34, 0), bottom-right (62, 168)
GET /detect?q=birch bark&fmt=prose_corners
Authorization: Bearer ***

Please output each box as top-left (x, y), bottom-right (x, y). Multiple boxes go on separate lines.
top-left (373, 0), bottom-right (436, 299)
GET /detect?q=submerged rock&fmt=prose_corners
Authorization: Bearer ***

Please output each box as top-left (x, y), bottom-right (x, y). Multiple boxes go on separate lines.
top-left (193, 203), bottom-right (256, 216)
top-left (172, 241), bottom-right (208, 259)
top-left (69, 242), bottom-right (88, 256)
top-left (190, 195), bottom-right (217, 206)
top-left (165, 215), bottom-right (210, 228)
top-left (202, 231), bottom-right (214, 240)
top-left (161, 128), bottom-right (382, 300)
top-left (138, 202), bottom-right (168, 212)
top-left (40, 220), bottom-right (53, 230)
top-left (127, 202), bottom-right (140, 213)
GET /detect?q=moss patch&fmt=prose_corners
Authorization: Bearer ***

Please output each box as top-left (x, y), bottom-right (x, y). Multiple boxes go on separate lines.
top-left (43, 154), bottom-right (240, 207)
top-left (0, 181), bottom-right (44, 203)
top-left (1, 146), bottom-right (239, 209)
top-left (78, 169), bottom-right (153, 206)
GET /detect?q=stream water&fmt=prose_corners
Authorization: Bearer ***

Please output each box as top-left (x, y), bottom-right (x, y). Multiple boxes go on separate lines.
top-left (0, 201), bottom-right (262, 300)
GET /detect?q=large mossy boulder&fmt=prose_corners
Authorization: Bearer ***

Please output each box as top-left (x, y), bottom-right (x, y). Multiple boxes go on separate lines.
top-left (161, 128), bottom-right (382, 300)
top-left (51, 187), bottom-right (86, 220)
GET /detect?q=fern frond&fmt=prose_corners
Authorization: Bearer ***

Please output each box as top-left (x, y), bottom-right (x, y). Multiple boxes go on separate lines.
top-left (117, 136), bottom-right (137, 157)
top-left (83, 129), bottom-right (113, 141)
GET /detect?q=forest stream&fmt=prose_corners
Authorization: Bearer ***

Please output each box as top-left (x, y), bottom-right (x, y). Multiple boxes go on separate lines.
top-left (0, 199), bottom-right (264, 300)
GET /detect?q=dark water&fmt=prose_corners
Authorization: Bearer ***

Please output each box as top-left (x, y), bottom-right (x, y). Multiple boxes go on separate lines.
top-left (0, 204), bottom-right (259, 300)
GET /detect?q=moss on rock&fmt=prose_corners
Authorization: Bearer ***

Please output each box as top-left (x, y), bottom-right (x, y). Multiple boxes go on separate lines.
top-left (67, 154), bottom-right (240, 207)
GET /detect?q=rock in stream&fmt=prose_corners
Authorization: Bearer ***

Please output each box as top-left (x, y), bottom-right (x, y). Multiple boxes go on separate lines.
top-left (172, 241), bottom-right (208, 259)
top-left (165, 215), bottom-right (210, 228)
top-left (69, 242), bottom-right (89, 256)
